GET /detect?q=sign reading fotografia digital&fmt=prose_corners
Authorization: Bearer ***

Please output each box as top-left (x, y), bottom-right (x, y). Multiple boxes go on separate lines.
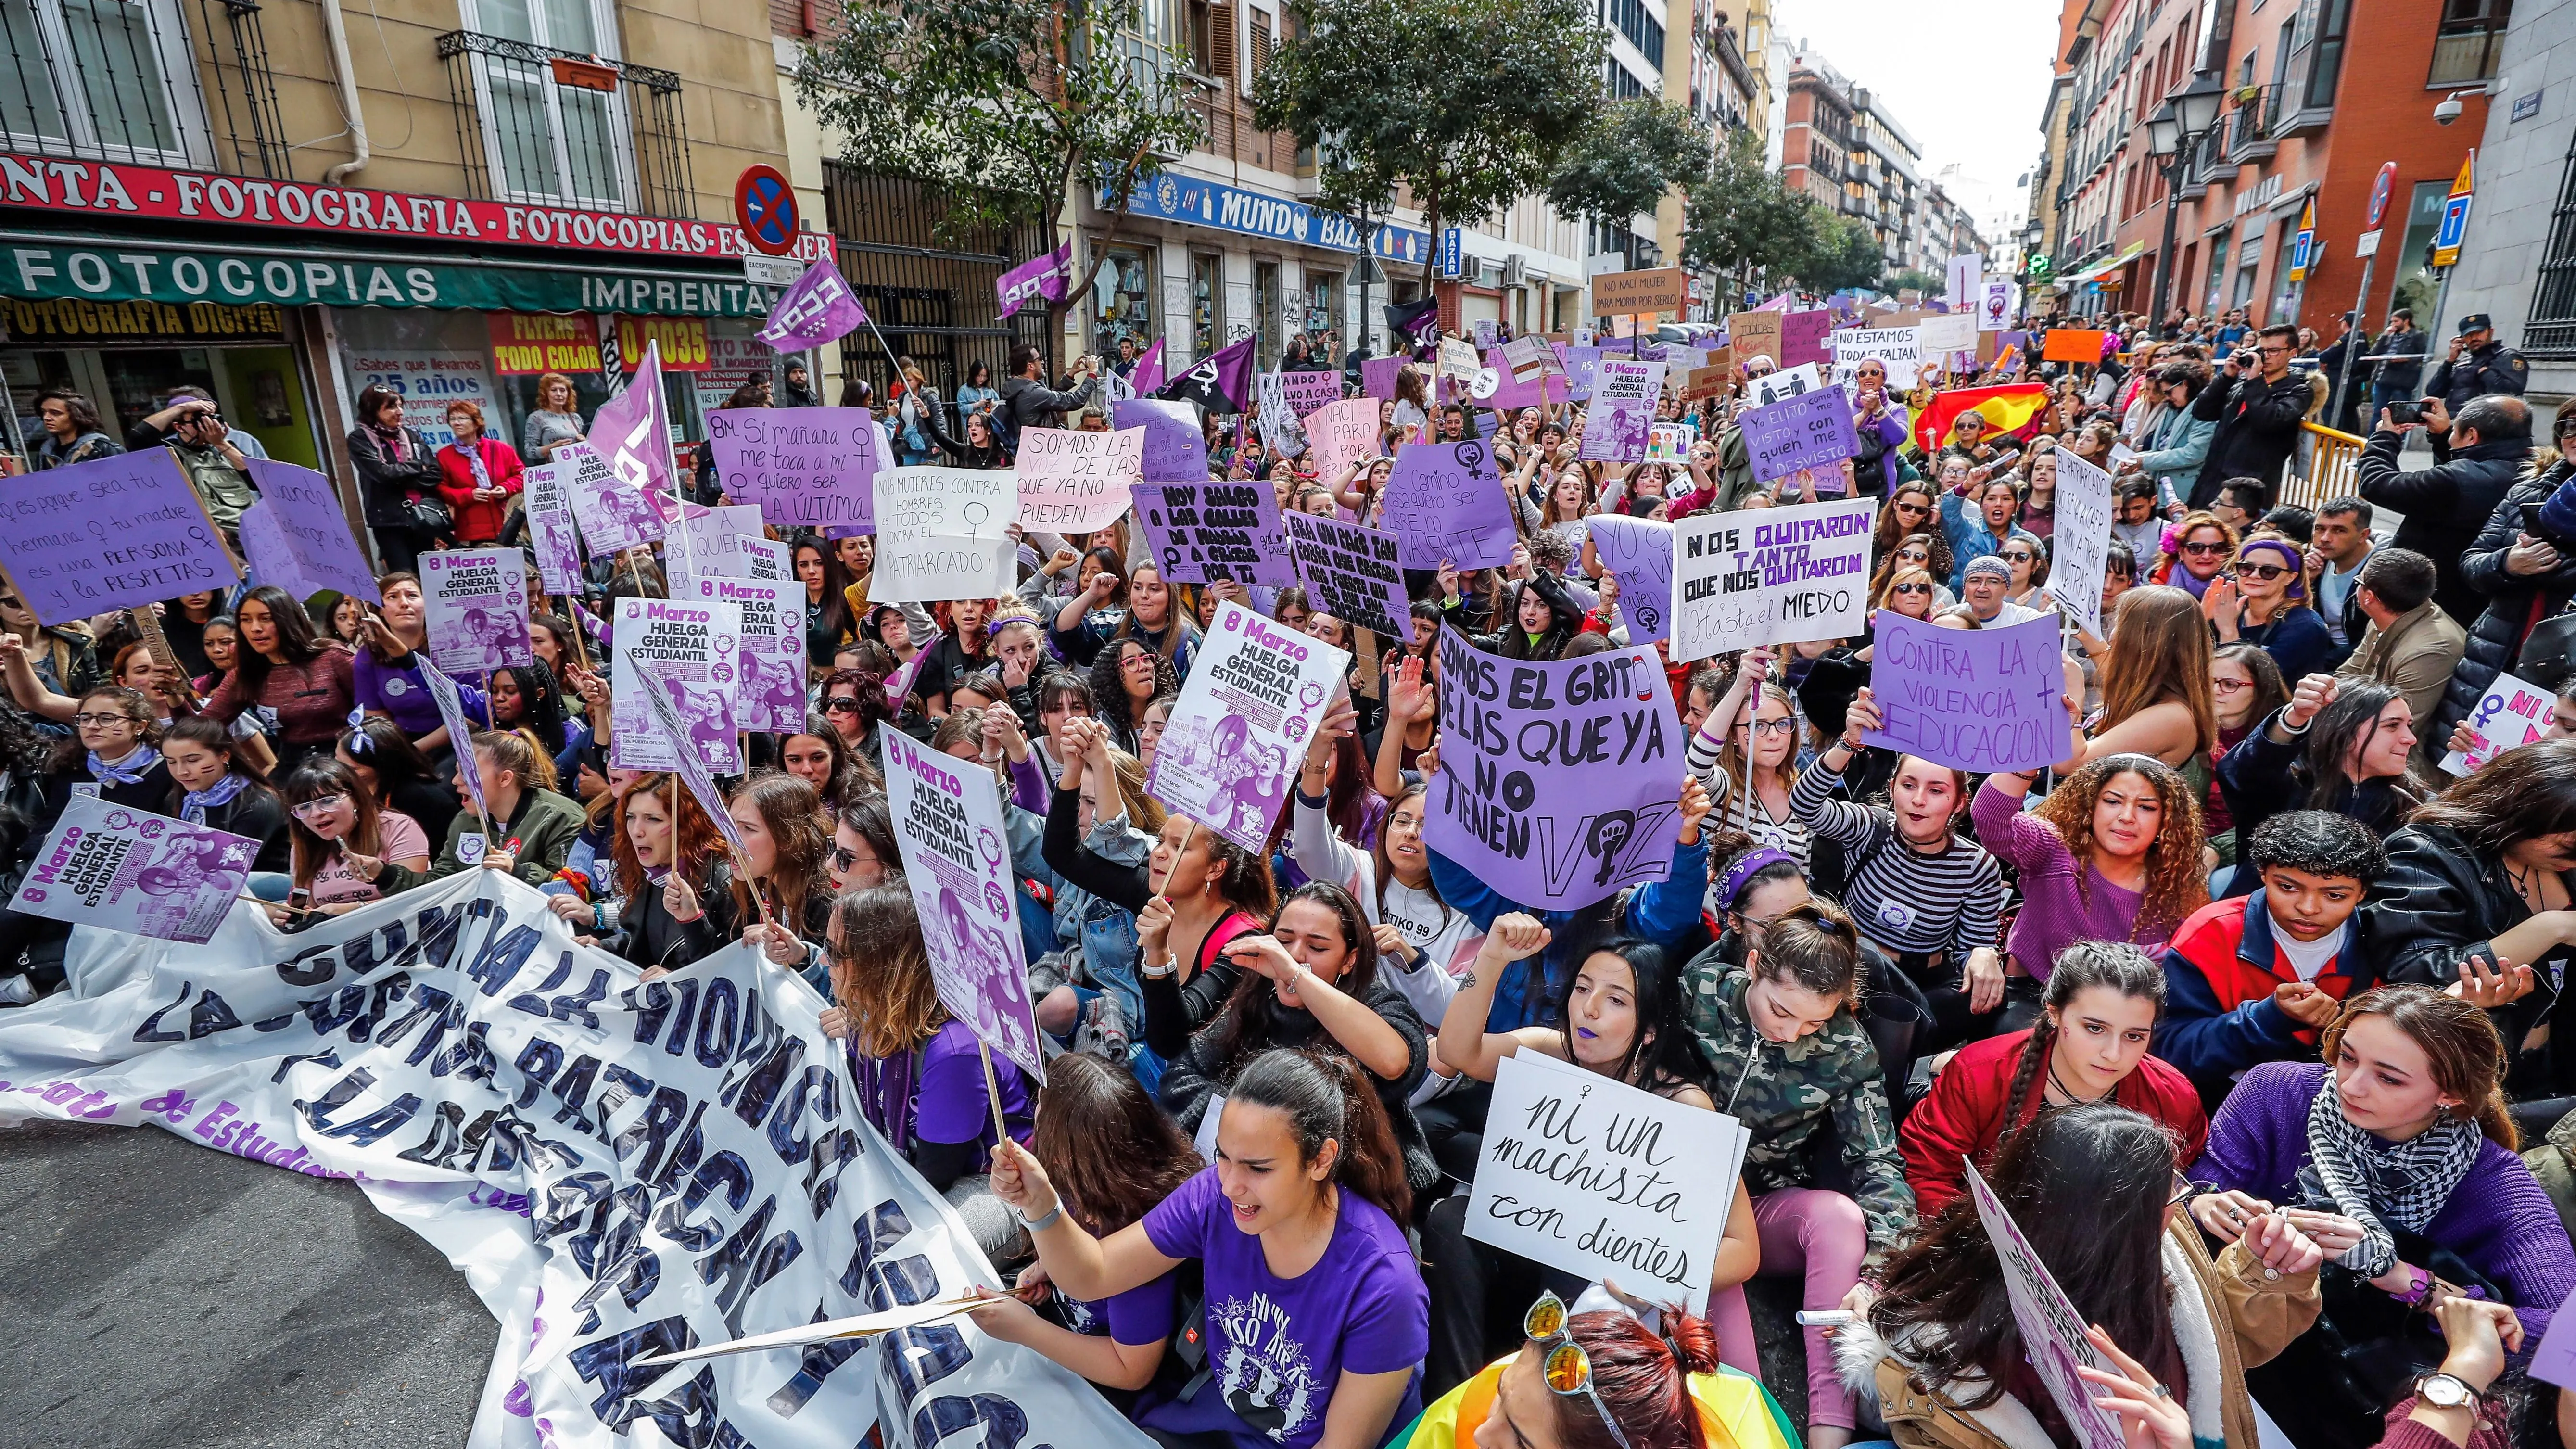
top-left (1106, 170), bottom-right (1433, 263)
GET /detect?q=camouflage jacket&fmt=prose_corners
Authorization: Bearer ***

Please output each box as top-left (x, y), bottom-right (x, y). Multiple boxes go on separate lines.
top-left (1684, 949), bottom-right (1917, 1258)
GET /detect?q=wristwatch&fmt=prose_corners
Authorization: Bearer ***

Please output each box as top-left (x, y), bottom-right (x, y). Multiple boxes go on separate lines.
top-left (2414, 1373), bottom-right (2483, 1410)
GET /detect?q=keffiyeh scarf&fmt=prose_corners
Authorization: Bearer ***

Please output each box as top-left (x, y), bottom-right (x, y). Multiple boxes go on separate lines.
top-left (2302, 1071), bottom-right (2483, 1277)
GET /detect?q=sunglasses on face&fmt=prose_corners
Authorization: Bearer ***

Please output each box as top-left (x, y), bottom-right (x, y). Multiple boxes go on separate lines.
top-left (1893, 582), bottom-right (1932, 596)
top-left (2237, 562), bottom-right (2292, 581)
top-left (1897, 549), bottom-right (1929, 563)
top-left (825, 697), bottom-right (863, 713)
top-left (1895, 501), bottom-right (1929, 515)
top-left (2182, 540), bottom-right (2231, 556)
top-left (829, 845), bottom-right (861, 870)
top-left (2003, 550), bottom-right (2036, 563)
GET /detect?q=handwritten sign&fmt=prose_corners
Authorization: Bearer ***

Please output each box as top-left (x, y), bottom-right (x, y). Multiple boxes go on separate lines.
top-left (1148, 601), bottom-right (1349, 852)
top-left (1464, 1053), bottom-right (1745, 1314)
top-left (1726, 311), bottom-right (1782, 367)
top-left (1738, 389), bottom-right (1860, 483)
top-left (881, 728), bottom-right (1045, 1081)
top-left (1830, 325), bottom-right (1922, 389)
top-left (1501, 334), bottom-right (1560, 382)
top-left (1360, 355), bottom-right (1405, 400)
top-left (704, 405), bottom-right (877, 534)
top-left (1582, 358), bottom-right (1665, 463)
top-left (1917, 311), bottom-right (1978, 354)
top-left (1864, 613), bottom-right (2071, 773)
top-left (421, 549), bottom-right (533, 674)
top-left (1276, 370), bottom-right (1342, 417)
top-left (1964, 1161), bottom-right (2126, 1449)
top-left (1556, 345), bottom-right (1603, 402)
top-left (1592, 266), bottom-right (1687, 316)
top-left (2442, 671), bottom-right (2558, 774)
top-left (1780, 309), bottom-right (1833, 369)
top-left (610, 596), bottom-right (742, 773)
top-left (1306, 398), bottom-right (1384, 485)
top-left (1671, 495), bottom-right (1876, 663)
top-left (1682, 353), bottom-right (1738, 401)
top-left (6, 795), bottom-right (255, 945)
top-left (2046, 449), bottom-right (2115, 636)
top-left (1380, 439), bottom-right (1516, 570)
top-left (1133, 481), bottom-right (1297, 586)
top-left (1112, 398), bottom-right (1210, 483)
top-left (1015, 427), bottom-right (1142, 533)
top-left (1586, 516), bottom-right (1674, 645)
top-left (1425, 629), bottom-right (1683, 910)
top-left (238, 459), bottom-right (378, 604)
top-left (872, 465), bottom-right (1015, 604)
top-left (0, 450), bottom-right (236, 626)
top-left (1282, 512), bottom-right (1413, 643)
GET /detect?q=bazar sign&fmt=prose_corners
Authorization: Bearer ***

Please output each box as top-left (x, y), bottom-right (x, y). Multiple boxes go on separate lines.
top-left (0, 241), bottom-right (779, 316)
top-left (0, 153), bottom-right (832, 262)
top-left (1111, 169), bottom-right (1431, 263)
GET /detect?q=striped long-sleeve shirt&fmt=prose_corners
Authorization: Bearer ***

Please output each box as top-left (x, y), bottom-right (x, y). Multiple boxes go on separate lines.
top-left (1789, 754), bottom-right (2006, 959)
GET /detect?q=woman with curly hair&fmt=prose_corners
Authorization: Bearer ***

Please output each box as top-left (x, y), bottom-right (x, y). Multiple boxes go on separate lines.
top-left (1089, 636), bottom-right (1176, 755)
top-left (1973, 753), bottom-right (2208, 1028)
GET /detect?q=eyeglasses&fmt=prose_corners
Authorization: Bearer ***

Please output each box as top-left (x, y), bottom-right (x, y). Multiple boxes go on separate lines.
top-left (291, 794), bottom-right (350, 820)
top-left (1524, 1293), bottom-right (1632, 1449)
top-left (2002, 550), bottom-right (2037, 563)
top-left (70, 712), bottom-right (136, 728)
top-left (2212, 676), bottom-right (2251, 694)
top-left (1748, 717), bottom-right (1798, 735)
top-left (1892, 582), bottom-right (1932, 596)
top-left (825, 697), bottom-right (863, 713)
top-left (2237, 562), bottom-right (2292, 581)
top-left (2182, 540), bottom-right (2231, 556)
top-left (829, 845), bottom-right (863, 870)
top-left (2258, 344), bottom-right (2293, 355)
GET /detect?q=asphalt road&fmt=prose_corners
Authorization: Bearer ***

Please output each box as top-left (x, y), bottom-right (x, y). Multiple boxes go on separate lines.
top-left (0, 1119), bottom-right (492, 1449)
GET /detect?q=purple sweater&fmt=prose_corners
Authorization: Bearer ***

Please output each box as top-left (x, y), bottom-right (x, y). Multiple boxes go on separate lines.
top-left (1971, 781), bottom-right (2163, 978)
top-left (2190, 1061), bottom-right (2575, 1337)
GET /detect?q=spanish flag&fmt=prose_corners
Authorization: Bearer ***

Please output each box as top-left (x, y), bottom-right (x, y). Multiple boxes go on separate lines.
top-left (1913, 383), bottom-right (2051, 456)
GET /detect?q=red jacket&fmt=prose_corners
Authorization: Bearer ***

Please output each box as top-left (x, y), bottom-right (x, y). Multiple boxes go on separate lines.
top-left (1900, 1028), bottom-right (2208, 1219)
top-left (435, 435), bottom-right (525, 543)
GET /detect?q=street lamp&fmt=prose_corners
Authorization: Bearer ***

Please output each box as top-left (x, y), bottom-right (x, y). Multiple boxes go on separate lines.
top-left (2144, 72), bottom-right (2228, 329)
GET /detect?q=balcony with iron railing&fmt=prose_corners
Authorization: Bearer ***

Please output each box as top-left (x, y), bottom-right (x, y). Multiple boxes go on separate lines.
top-left (0, 0), bottom-right (287, 177)
top-left (437, 29), bottom-right (692, 217)
top-left (2226, 84), bottom-right (2280, 163)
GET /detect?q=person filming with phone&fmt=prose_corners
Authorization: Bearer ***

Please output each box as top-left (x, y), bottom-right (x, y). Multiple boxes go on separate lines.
top-left (2188, 325), bottom-right (2312, 510)
top-left (2358, 393), bottom-right (2532, 627)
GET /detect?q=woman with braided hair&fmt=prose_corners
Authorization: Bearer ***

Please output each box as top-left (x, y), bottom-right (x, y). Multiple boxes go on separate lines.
top-left (1898, 941), bottom-right (2206, 1218)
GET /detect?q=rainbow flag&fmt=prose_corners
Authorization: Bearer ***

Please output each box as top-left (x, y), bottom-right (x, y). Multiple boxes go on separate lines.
top-left (1913, 382), bottom-right (2051, 455)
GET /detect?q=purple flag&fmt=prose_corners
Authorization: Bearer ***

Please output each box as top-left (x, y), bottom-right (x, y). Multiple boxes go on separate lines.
top-left (588, 339), bottom-right (678, 499)
top-left (1862, 613), bottom-right (2072, 774)
top-left (238, 459), bottom-right (380, 604)
top-left (1378, 439), bottom-right (1516, 570)
top-left (1130, 339), bottom-right (1167, 394)
top-left (1422, 627), bottom-right (1683, 911)
top-left (757, 258), bottom-right (870, 351)
top-left (1159, 335), bottom-right (1257, 414)
top-left (996, 242), bottom-right (1072, 319)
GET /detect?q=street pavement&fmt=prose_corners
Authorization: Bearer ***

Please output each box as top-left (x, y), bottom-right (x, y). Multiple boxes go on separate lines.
top-left (0, 1119), bottom-right (490, 1449)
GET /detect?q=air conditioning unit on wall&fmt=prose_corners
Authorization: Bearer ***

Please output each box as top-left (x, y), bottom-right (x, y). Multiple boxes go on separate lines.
top-left (1501, 254), bottom-right (1527, 289)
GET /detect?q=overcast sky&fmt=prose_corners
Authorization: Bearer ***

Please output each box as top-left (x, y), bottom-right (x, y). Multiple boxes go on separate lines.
top-left (1775, 0), bottom-right (2063, 245)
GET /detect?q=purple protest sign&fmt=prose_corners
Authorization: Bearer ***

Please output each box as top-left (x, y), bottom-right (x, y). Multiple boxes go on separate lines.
top-left (0, 450), bottom-right (236, 626)
top-left (632, 655), bottom-right (750, 859)
top-left (421, 549), bottom-right (533, 674)
top-left (1580, 358), bottom-right (1663, 463)
top-left (6, 795), bottom-right (257, 945)
top-left (1738, 387), bottom-right (1861, 482)
top-left (1133, 482), bottom-right (1297, 586)
top-left (1474, 347), bottom-right (1548, 409)
top-left (1424, 627), bottom-right (1683, 910)
top-left (1378, 439), bottom-right (1516, 569)
top-left (1780, 309), bottom-right (1833, 369)
top-left (1863, 613), bottom-right (2072, 774)
top-left (1963, 1162), bottom-right (2127, 1449)
top-left (1113, 397), bottom-right (1210, 483)
top-left (1556, 344), bottom-right (1603, 402)
top-left (556, 442), bottom-right (667, 555)
top-left (757, 257), bottom-right (870, 350)
top-left (1360, 355), bottom-right (1405, 399)
top-left (692, 574), bottom-right (806, 733)
top-left (416, 655), bottom-right (491, 821)
top-left (587, 339), bottom-right (679, 498)
top-left (881, 727), bottom-right (1045, 1081)
top-left (610, 595), bottom-right (743, 774)
top-left (1584, 515), bottom-right (1673, 645)
top-left (1282, 511), bottom-right (1413, 643)
top-left (705, 405), bottom-right (876, 533)
top-left (1276, 370), bottom-right (1343, 417)
top-left (1149, 601), bottom-right (1350, 852)
top-left (518, 456), bottom-right (584, 597)
top-left (996, 242), bottom-right (1071, 320)
top-left (2534, 1284), bottom-right (2576, 1389)
top-left (238, 459), bottom-right (380, 604)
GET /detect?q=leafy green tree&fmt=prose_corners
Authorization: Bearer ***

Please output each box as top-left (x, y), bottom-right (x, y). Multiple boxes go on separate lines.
top-left (1254, 0), bottom-right (1602, 287)
top-left (1882, 267), bottom-right (1942, 297)
top-left (795, 0), bottom-right (1202, 343)
top-left (1543, 98), bottom-right (1711, 236)
top-left (1678, 130), bottom-right (1816, 293)
top-left (1798, 217), bottom-right (1890, 294)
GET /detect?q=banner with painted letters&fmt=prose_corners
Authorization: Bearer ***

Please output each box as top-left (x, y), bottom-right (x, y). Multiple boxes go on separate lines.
top-left (1670, 496), bottom-right (1876, 663)
top-left (0, 871), bottom-right (1161, 1449)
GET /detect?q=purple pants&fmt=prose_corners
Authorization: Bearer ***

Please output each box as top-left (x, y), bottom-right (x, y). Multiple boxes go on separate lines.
top-left (1718, 1187), bottom-right (1867, 1430)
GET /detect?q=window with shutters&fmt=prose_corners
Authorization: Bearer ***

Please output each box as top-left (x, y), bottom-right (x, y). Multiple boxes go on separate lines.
top-left (1250, 8), bottom-right (1273, 79)
top-left (1190, 0), bottom-right (1235, 82)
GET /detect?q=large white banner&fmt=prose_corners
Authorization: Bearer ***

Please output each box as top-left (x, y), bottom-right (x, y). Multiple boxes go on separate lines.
top-left (0, 872), bottom-right (1159, 1449)
top-left (1670, 495), bottom-right (1877, 663)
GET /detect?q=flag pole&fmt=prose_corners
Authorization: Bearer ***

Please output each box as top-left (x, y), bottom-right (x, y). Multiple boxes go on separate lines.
top-left (977, 1037), bottom-right (1011, 1154)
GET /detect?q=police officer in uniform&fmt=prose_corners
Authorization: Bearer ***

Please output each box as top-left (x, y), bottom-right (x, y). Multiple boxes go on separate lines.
top-left (2424, 312), bottom-right (2529, 410)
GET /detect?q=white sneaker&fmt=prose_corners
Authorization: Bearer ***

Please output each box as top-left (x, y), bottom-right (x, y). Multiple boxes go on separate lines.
top-left (0, 974), bottom-right (33, 1005)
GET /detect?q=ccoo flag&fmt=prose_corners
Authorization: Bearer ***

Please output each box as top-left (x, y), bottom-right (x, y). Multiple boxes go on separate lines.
top-left (756, 258), bottom-right (870, 350)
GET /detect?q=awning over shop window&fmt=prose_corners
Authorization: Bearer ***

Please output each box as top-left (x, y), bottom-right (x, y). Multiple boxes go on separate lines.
top-left (2057, 241), bottom-right (2148, 286)
top-left (0, 232), bottom-right (779, 318)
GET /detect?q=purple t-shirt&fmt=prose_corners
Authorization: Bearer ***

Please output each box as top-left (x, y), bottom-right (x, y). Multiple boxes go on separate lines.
top-left (353, 649), bottom-right (487, 737)
top-left (914, 1019), bottom-right (1031, 1171)
top-left (1053, 1273), bottom-right (1178, 1346)
top-left (1140, 1168), bottom-right (1427, 1449)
